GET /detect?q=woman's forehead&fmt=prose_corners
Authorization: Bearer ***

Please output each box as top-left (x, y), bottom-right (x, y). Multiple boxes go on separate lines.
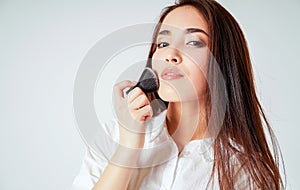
top-left (161, 5), bottom-right (209, 35)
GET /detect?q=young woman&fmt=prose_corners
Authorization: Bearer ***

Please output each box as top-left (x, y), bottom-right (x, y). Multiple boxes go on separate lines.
top-left (72, 0), bottom-right (285, 189)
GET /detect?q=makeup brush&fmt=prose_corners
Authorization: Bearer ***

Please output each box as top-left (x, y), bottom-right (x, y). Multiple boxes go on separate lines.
top-left (126, 67), bottom-right (159, 94)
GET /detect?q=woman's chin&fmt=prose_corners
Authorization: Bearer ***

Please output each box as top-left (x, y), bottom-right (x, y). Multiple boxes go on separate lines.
top-left (157, 82), bottom-right (200, 102)
top-left (157, 82), bottom-right (180, 102)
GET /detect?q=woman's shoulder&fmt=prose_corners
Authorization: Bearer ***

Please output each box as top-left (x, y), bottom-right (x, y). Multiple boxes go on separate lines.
top-left (99, 119), bottom-right (119, 140)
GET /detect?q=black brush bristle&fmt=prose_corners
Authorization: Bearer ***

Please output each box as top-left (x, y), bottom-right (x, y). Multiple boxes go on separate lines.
top-left (126, 67), bottom-right (159, 94)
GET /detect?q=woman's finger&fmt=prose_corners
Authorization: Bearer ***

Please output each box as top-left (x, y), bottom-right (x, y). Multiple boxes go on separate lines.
top-left (126, 87), bottom-right (144, 104)
top-left (113, 80), bottom-right (136, 98)
top-left (128, 94), bottom-right (150, 110)
top-left (135, 105), bottom-right (153, 121)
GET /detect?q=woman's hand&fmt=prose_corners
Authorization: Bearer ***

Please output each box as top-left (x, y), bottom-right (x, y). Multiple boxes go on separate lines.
top-left (92, 80), bottom-right (153, 190)
top-left (113, 80), bottom-right (153, 149)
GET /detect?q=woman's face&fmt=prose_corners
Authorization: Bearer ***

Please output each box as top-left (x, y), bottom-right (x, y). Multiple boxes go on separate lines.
top-left (152, 5), bottom-right (210, 102)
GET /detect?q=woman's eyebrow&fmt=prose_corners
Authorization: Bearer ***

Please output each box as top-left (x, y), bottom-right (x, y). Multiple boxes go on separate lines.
top-left (185, 28), bottom-right (209, 37)
top-left (158, 30), bottom-right (171, 35)
top-left (158, 28), bottom-right (209, 37)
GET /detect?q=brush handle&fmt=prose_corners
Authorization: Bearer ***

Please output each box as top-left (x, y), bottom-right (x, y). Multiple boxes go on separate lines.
top-left (125, 83), bottom-right (139, 95)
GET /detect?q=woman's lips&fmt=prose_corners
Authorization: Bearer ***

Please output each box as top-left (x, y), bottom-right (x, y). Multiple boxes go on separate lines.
top-left (161, 67), bottom-right (184, 80)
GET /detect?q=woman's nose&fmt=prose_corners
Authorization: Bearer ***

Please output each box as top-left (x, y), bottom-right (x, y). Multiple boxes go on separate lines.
top-left (164, 48), bottom-right (182, 64)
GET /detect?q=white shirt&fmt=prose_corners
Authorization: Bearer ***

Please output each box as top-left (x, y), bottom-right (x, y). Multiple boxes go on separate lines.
top-left (71, 111), bottom-right (252, 190)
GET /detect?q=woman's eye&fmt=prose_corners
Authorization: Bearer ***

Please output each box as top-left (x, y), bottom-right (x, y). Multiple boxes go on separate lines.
top-left (186, 41), bottom-right (205, 47)
top-left (157, 42), bottom-right (169, 48)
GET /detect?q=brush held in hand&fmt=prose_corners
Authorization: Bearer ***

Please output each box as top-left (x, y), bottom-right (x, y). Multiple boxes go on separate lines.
top-left (126, 67), bottom-right (159, 94)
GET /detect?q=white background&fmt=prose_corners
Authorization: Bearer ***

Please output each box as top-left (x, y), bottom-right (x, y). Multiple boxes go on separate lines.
top-left (0, 0), bottom-right (299, 189)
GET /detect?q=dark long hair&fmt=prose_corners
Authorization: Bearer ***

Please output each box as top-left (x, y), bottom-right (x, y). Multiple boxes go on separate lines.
top-left (146, 0), bottom-right (285, 189)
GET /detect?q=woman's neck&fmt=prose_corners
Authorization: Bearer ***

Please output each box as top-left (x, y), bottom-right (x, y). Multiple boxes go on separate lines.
top-left (166, 99), bottom-right (210, 152)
